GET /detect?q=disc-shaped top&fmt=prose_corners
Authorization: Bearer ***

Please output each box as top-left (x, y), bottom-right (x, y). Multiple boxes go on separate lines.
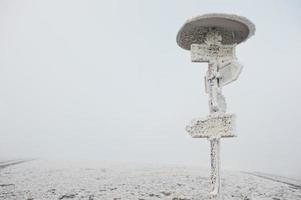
top-left (177, 13), bottom-right (255, 50)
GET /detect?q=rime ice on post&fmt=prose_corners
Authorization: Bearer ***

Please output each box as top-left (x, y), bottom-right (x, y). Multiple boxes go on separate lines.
top-left (176, 14), bottom-right (255, 199)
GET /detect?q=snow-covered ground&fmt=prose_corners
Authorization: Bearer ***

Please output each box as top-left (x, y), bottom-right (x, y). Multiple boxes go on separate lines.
top-left (0, 160), bottom-right (300, 200)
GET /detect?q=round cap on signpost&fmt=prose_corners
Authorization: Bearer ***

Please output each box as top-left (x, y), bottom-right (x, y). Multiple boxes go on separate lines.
top-left (176, 13), bottom-right (255, 50)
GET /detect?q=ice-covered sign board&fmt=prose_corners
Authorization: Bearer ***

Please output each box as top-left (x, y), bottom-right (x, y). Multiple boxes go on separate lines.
top-left (219, 61), bottom-right (243, 87)
top-left (186, 113), bottom-right (236, 138)
top-left (191, 44), bottom-right (235, 63)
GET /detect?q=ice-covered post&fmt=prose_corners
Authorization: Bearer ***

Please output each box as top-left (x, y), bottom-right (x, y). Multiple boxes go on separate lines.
top-left (176, 14), bottom-right (255, 199)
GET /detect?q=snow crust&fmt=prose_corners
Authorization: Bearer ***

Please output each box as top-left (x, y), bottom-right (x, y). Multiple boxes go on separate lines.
top-left (0, 160), bottom-right (300, 200)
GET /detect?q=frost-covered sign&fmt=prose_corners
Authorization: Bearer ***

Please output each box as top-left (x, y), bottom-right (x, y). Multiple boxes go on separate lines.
top-left (186, 114), bottom-right (236, 138)
top-left (177, 13), bottom-right (255, 199)
top-left (191, 44), bottom-right (235, 63)
top-left (219, 61), bottom-right (243, 87)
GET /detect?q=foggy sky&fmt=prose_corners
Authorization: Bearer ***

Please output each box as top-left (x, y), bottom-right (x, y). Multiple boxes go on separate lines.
top-left (0, 0), bottom-right (300, 179)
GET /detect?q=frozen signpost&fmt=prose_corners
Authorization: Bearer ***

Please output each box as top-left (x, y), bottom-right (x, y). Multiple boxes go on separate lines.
top-left (176, 14), bottom-right (255, 199)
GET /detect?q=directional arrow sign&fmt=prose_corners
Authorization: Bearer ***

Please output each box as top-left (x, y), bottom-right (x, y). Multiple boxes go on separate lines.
top-left (186, 113), bottom-right (236, 138)
top-left (218, 61), bottom-right (243, 87)
top-left (191, 44), bottom-right (235, 63)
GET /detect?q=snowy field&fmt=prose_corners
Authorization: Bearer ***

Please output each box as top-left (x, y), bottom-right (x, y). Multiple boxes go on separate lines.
top-left (0, 160), bottom-right (300, 200)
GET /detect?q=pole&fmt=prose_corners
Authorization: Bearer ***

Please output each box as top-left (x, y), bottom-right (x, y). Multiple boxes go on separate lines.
top-left (210, 138), bottom-right (221, 199)
top-left (206, 34), bottom-right (224, 199)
